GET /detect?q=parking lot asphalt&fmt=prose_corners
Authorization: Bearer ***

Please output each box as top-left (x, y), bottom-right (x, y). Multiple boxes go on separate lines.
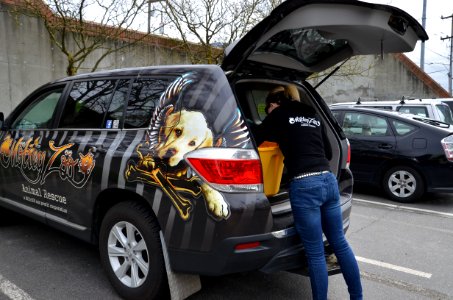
top-left (1, 188), bottom-right (452, 300)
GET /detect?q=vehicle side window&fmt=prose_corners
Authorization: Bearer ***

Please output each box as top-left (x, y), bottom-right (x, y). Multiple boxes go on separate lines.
top-left (396, 106), bottom-right (428, 117)
top-left (103, 80), bottom-right (130, 129)
top-left (249, 89), bottom-right (270, 121)
top-left (442, 101), bottom-right (453, 112)
top-left (60, 80), bottom-right (119, 129)
top-left (392, 120), bottom-right (417, 136)
top-left (124, 77), bottom-right (174, 129)
top-left (331, 111), bottom-right (341, 121)
top-left (343, 112), bottom-right (389, 137)
top-left (11, 88), bottom-right (63, 130)
top-left (435, 104), bottom-right (453, 125)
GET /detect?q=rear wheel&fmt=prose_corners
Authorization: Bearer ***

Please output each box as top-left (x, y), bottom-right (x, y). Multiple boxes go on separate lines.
top-left (383, 166), bottom-right (424, 203)
top-left (99, 201), bottom-right (167, 300)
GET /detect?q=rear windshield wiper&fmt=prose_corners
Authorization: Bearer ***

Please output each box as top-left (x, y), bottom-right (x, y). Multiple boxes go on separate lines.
top-left (413, 117), bottom-right (451, 128)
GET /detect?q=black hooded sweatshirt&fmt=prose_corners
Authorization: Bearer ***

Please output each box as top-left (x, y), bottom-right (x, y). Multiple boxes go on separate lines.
top-left (255, 100), bottom-right (332, 178)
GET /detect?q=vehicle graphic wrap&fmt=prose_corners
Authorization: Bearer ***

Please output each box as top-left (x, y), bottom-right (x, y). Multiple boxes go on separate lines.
top-left (0, 66), bottom-right (274, 255)
top-left (125, 71), bottom-right (251, 222)
top-left (0, 134), bottom-right (95, 187)
top-left (0, 130), bottom-right (98, 216)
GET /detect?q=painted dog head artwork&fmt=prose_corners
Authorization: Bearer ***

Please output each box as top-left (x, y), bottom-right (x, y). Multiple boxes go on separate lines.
top-left (125, 73), bottom-right (250, 221)
top-left (156, 109), bottom-right (214, 168)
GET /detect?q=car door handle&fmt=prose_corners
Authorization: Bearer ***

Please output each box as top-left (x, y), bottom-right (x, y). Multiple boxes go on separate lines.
top-left (378, 143), bottom-right (393, 149)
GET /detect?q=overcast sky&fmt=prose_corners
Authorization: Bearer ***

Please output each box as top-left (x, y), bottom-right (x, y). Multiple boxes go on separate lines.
top-left (90, 0), bottom-right (453, 93)
top-left (363, 0), bottom-right (453, 93)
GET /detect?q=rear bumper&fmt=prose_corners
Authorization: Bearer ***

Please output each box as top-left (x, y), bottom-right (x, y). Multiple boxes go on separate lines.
top-left (168, 196), bottom-right (352, 276)
top-left (168, 226), bottom-right (304, 276)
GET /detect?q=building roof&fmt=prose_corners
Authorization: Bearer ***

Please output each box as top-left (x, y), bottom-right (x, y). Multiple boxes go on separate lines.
top-left (393, 53), bottom-right (450, 97)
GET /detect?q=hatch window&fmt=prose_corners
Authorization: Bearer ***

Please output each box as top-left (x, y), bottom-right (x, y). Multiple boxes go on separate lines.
top-left (256, 28), bottom-right (349, 67)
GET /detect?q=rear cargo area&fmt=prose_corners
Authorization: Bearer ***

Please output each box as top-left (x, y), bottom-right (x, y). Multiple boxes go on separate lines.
top-left (234, 79), bottom-right (340, 199)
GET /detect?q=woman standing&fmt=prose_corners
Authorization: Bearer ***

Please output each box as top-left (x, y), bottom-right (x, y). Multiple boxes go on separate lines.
top-left (255, 85), bottom-right (362, 300)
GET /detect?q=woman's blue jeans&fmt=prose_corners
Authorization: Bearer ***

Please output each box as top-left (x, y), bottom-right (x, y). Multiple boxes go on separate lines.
top-left (289, 172), bottom-right (362, 300)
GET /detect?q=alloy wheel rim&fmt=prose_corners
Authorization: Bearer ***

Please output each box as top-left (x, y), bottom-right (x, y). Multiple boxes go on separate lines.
top-left (388, 170), bottom-right (416, 198)
top-left (107, 221), bottom-right (149, 288)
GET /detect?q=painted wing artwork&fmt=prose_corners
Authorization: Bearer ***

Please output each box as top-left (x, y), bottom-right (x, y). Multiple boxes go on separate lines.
top-left (146, 73), bottom-right (195, 152)
top-left (216, 108), bottom-right (250, 149)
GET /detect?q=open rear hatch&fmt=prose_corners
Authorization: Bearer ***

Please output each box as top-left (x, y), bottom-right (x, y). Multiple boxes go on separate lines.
top-left (221, 0), bottom-right (427, 205)
top-left (222, 0), bottom-right (428, 78)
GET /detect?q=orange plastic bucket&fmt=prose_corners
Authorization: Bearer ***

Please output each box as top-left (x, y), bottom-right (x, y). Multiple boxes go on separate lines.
top-left (258, 141), bottom-right (284, 196)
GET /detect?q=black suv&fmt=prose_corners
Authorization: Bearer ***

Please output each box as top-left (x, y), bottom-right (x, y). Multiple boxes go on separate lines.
top-left (0, 1), bottom-right (427, 299)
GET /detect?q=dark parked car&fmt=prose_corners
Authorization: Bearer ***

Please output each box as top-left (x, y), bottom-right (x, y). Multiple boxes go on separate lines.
top-left (331, 107), bottom-right (453, 203)
top-left (0, 1), bottom-right (427, 299)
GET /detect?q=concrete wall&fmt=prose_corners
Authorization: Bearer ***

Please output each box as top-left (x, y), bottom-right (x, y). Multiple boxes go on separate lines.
top-left (0, 2), bottom-right (448, 115)
top-left (0, 2), bottom-right (190, 116)
top-left (308, 54), bottom-right (443, 105)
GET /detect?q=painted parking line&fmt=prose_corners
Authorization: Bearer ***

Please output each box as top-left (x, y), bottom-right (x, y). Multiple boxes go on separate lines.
top-left (353, 198), bottom-right (453, 218)
top-left (0, 274), bottom-right (34, 300)
top-left (356, 256), bottom-right (432, 279)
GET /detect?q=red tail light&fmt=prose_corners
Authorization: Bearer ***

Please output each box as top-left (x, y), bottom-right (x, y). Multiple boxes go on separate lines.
top-left (185, 148), bottom-right (263, 193)
top-left (441, 135), bottom-right (453, 162)
top-left (346, 139), bottom-right (351, 168)
top-left (235, 241), bottom-right (261, 251)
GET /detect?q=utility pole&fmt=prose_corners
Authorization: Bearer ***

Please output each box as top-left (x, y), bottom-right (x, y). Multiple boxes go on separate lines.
top-left (148, 0), bottom-right (164, 34)
top-left (420, 0), bottom-right (427, 71)
top-left (441, 14), bottom-right (453, 96)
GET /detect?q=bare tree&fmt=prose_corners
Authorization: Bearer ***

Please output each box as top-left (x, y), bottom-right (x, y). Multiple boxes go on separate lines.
top-left (309, 56), bottom-right (378, 82)
top-left (157, 0), bottom-right (378, 83)
top-left (15, 0), bottom-right (148, 75)
top-left (159, 0), bottom-right (284, 64)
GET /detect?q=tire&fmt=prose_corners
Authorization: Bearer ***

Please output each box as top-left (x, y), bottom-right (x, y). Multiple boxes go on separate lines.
top-left (99, 201), bottom-right (167, 300)
top-left (382, 166), bottom-right (424, 203)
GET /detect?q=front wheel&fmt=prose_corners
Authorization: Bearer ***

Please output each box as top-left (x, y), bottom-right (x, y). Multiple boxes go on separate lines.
top-left (382, 166), bottom-right (424, 203)
top-left (99, 201), bottom-right (167, 300)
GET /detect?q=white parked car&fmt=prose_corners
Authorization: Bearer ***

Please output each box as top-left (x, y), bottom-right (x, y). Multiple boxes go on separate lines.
top-left (330, 98), bottom-right (453, 125)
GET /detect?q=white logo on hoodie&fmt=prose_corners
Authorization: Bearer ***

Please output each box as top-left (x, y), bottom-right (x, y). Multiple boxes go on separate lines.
top-left (289, 116), bottom-right (321, 128)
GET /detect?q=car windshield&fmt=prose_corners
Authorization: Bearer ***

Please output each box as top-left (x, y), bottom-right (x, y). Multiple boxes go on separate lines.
top-left (435, 104), bottom-right (453, 125)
